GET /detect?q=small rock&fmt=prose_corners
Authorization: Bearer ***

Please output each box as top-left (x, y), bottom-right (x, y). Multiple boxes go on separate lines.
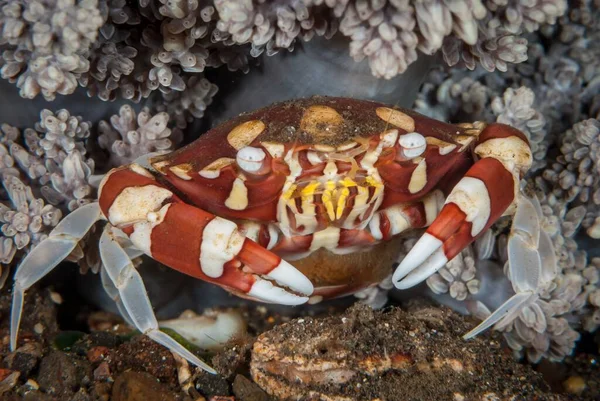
top-left (233, 375), bottom-right (270, 401)
top-left (563, 376), bottom-right (587, 395)
top-left (111, 371), bottom-right (180, 401)
top-left (3, 342), bottom-right (43, 376)
top-left (37, 350), bottom-right (92, 398)
top-left (90, 382), bottom-right (112, 401)
top-left (111, 336), bottom-right (178, 385)
top-left (209, 397), bottom-right (235, 401)
top-left (24, 379), bottom-right (39, 390)
top-left (21, 391), bottom-right (54, 401)
top-left (212, 341), bottom-right (253, 380)
top-left (0, 369), bottom-right (13, 382)
top-left (195, 370), bottom-right (231, 398)
top-left (88, 346), bottom-right (110, 363)
top-left (72, 388), bottom-right (92, 401)
top-left (94, 362), bottom-right (112, 381)
top-left (0, 371), bottom-right (20, 395)
top-left (90, 331), bottom-right (121, 348)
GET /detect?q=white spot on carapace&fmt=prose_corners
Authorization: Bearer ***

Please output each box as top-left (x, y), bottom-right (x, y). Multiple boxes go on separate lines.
top-left (399, 132), bottom-right (427, 158)
top-left (199, 157), bottom-right (235, 179)
top-left (129, 164), bottom-right (155, 179)
top-left (151, 160), bottom-right (170, 174)
top-left (380, 129), bottom-right (399, 148)
top-left (200, 217), bottom-right (245, 278)
top-left (376, 107), bottom-right (415, 132)
top-left (108, 185), bottom-right (173, 226)
top-left (309, 226), bottom-right (341, 252)
top-left (129, 203), bottom-right (171, 256)
top-left (425, 137), bottom-right (457, 156)
top-left (227, 120), bottom-right (266, 150)
top-left (169, 164), bottom-right (193, 180)
top-left (224, 177), bottom-right (249, 210)
top-left (261, 142), bottom-right (285, 159)
top-left (300, 105), bottom-right (344, 139)
top-left (236, 146), bottom-right (266, 173)
top-left (408, 159), bottom-right (427, 194)
top-left (445, 177), bottom-right (491, 237)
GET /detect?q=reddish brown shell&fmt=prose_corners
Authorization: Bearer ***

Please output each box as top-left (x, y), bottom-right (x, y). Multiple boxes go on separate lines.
top-left (152, 96), bottom-right (468, 173)
top-left (148, 96), bottom-right (474, 220)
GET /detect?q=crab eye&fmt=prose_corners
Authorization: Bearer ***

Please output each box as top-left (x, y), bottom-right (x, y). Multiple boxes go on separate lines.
top-left (236, 146), bottom-right (266, 173)
top-left (398, 132), bottom-right (426, 159)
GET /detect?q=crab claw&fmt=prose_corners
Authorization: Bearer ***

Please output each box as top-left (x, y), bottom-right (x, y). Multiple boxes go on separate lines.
top-left (235, 239), bottom-right (315, 302)
top-left (394, 157), bottom-right (518, 289)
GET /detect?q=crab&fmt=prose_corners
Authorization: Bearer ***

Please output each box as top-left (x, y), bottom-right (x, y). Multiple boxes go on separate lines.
top-left (9, 96), bottom-right (534, 373)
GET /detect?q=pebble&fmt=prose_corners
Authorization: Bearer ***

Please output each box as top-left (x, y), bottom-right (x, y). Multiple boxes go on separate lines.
top-left (93, 362), bottom-right (112, 381)
top-left (3, 342), bottom-right (43, 376)
top-left (38, 350), bottom-right (92, 398)
top-left (0, 371), bottom-right (20, 395)
top-left (233, 375), bottom-right (270, 401)
top-left (87, 346), bottom-right (110, 364)
top-left (111, 371), bottom-right (179, 401)
top-left (195, 370), bottom-right (231, 398)
top-left (25, 379), bottom-right (39, 390)
top-left (563, 375), bottom-right (587, 395)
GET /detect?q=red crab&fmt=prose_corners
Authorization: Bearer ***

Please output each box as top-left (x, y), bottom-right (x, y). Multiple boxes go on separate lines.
top-left (10, 96), bottom-right (532, 372)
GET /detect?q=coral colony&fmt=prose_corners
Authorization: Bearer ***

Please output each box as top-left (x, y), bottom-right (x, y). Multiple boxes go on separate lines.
top-left (0, 0), bottom-right (598, 367)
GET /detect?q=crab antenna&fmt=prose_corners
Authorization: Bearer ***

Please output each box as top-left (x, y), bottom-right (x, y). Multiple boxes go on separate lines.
top-left (10, 202), bottom-right (103, 351)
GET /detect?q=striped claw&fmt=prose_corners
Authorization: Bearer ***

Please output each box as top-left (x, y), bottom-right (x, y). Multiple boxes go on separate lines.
top-left (394, 147), bottom-right (525, 289)
top-left (99, 166), bottom-right (313, 307)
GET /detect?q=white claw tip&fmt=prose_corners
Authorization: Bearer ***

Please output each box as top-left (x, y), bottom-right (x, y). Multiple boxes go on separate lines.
top-left (267, 260), bottom-right (314, 296)
top-left (248, 277), bottom-right (310, 305)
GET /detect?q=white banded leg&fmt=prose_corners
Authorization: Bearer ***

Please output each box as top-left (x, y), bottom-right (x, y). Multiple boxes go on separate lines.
top-left (11, 202), bottom-right (104, 351)
top-left (463, 193), bottom-right (556, 339)
top-left (98, 225), bottom-right (216, 373)
top-left (100, 266), bottom-right (135, 328)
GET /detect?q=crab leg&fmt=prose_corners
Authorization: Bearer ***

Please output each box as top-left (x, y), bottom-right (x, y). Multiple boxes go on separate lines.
top-left (463, 193), bottom-right (556, 339)
top-left (10, 202), bottom-right (104, 351)
top-left (99, 165), bottom-right (313, 305)
top-left (99, 226), bottom-right (216, 373)
top-left (393, 124), bottom-right (533, 289)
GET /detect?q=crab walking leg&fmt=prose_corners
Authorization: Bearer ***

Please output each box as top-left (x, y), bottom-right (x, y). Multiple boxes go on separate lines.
top-left (99, 227), bottom-right (216, 373)
top-left (98, 165), bottom-right (313, 304)
top-left (100, 264), bottom-right (135, 328)
top-left (10, 202), bottom-right (104, 351)
top-left (394, 124), bottom-right (533, 289)
top-left (463, 193), bottom-right (556, 339)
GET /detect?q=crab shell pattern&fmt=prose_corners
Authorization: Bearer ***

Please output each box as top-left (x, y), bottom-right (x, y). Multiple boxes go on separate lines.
top-left (9, 96), bottom-right (532, 372)
top-left (107, 96), bottom-right (532, 301)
